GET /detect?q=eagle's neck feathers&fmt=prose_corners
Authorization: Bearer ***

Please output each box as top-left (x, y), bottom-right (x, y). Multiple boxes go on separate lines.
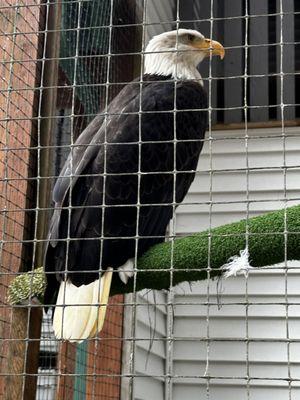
top-left (144, 44), bottom-right (203, 84)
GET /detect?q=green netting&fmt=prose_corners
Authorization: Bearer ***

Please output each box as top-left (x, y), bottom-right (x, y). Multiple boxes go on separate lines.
top-left (60, 0), bottom-right (111, 119)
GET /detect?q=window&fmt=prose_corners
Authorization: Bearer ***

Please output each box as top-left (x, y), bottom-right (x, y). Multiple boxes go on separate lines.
top-left (180, 0), bottom-right (298, 126)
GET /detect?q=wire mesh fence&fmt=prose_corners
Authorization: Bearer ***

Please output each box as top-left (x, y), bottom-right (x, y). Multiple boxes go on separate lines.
top-left (1, 0), bottom-right (300, 399)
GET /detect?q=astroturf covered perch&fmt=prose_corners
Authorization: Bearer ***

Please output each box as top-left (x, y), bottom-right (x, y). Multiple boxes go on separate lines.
top-left (8, 204), bottom-right (300, 305)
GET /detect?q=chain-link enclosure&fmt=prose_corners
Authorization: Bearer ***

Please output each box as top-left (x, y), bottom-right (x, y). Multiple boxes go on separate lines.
top-left (1, 1), bottom-right (300, 399)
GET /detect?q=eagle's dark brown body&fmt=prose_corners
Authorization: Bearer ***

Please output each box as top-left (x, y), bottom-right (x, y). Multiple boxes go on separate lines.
top-left (44, 74), bottom-right (208, 304)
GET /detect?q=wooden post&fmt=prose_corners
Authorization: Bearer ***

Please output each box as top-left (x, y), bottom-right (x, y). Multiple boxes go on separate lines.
top-left (5, 307), bottom-right (42, 400)
top-left (23, 0), bottom-right (62, 398)
top-left (1, 0), bottom-right (61, 399)
top-left (0, 0), bottom-right (45, 397)
top-left (36, 0), bottom-right (62, 267)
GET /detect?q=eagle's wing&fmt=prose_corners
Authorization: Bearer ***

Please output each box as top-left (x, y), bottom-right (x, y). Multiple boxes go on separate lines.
top-left (48, 83), bottom-right (142, 246)
top-left (48, 115), bottom-right (103, 246)
top-left (52, 115), bottom-right (103, 204)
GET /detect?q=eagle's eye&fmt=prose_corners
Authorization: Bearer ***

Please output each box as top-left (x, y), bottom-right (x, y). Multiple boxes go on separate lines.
top-left (187, 34), bottom-right (195, 42)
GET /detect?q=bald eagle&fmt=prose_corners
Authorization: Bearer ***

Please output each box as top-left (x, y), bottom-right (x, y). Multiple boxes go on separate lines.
top-left (44, 29), bottom-right (225, 341)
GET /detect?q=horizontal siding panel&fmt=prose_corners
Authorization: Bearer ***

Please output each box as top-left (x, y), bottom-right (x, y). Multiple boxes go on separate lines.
top-left (181, 190), bottom-right (300, 205)
top-left (174, 316), bottom-right (247, 338)
top-left (172, 376), bottom-right (300, 390)
top-left (209, 127), bottom-right (300, 140)
top-left (135, 296), bottom-right (167, 336)
top-left (174, 302), bottom-right (298, 318)
top-left (197, 151), bottom-right (299, 170)
top-left (173, 359), bottom-right (300, 380)
top-left (174, 270), bottom-right (300, 297)
top-left (135, 347), bottom-right (165, 377)
top-left (201, 135), bottom-right (300, 154)
top-left (173, 383), bottom-right (300, 400)
top-left (174, 296), bottom-right (300, 315)
top-left (175, 210), bottom-right (279, 233)
top-left (134, 377), bottom-right (165, 400)
top-left (177, 200), bottom-right (295, 213)
top-left (137, 290), bottom-right (167, 315)
top-left (174, 316), bottom-right (300, 339)
top-left (173, 341), bottom-right (300, 363)
top-left (187, 169), bottom-right (299, 194)
top-left (135, 336), bottom-right (166, 360)
top-left (136, 318), bottom-right (166, 340)
top-left (175, 273), bottom-right (300, 292)
top-left (174, 340), bottom-right (247, 362)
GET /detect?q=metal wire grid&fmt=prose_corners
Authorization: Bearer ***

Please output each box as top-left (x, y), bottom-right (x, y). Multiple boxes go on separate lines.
top-left (0, 0), bottom-right (299, 399)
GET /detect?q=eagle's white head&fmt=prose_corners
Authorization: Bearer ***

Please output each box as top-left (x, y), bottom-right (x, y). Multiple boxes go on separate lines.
top-left (144, 29), bottom-right (225, 83)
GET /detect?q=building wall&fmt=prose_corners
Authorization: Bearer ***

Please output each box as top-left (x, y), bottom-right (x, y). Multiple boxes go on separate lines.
top-left (172, 127), bottom-right (300, 400)
top-left (128, 126), bottom-right (300, 400)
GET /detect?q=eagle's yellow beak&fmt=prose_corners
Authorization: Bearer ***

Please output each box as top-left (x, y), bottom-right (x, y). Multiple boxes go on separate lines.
top-left (192, 38), bottom-right (225, 60)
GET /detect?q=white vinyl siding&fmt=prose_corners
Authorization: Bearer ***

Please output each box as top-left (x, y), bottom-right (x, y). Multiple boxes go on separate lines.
top-left (126, 126), bottom-right (300, 400)
top-left (172, 126), bottom-right (300, 400)
top-left (121, 290), bottom-right (168, 400)
top-left (177, 128), bottom-right (300, 234)
top-left (172, 270), bottom-right (300, 400)
top-left (134, 290), bottom-right (168, 399)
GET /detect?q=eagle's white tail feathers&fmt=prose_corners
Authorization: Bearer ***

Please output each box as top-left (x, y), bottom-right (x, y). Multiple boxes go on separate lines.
top-left (90, 269), bottom-right (113, 338)
top-left (53, 268), bottom-right (113, 342)
top-left (67, 282), bottom-right (95, 341)
top-left (53, 280), bottom-right (93, 340)
top-left (78, 276), bottom-right (105, 341)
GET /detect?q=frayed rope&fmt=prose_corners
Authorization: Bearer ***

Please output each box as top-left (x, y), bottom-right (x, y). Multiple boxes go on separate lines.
top-left (222, 247), bottom-right (253, 278)
top-left (217, 247), bottom-right (253, 309)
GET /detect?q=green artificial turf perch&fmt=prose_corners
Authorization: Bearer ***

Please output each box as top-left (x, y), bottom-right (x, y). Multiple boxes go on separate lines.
top-left (8, 204), bottom-right (300, 305)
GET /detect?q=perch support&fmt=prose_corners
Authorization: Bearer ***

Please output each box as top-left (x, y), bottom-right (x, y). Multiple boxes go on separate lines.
top-left (8, 205), bottom-right (300, 304)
